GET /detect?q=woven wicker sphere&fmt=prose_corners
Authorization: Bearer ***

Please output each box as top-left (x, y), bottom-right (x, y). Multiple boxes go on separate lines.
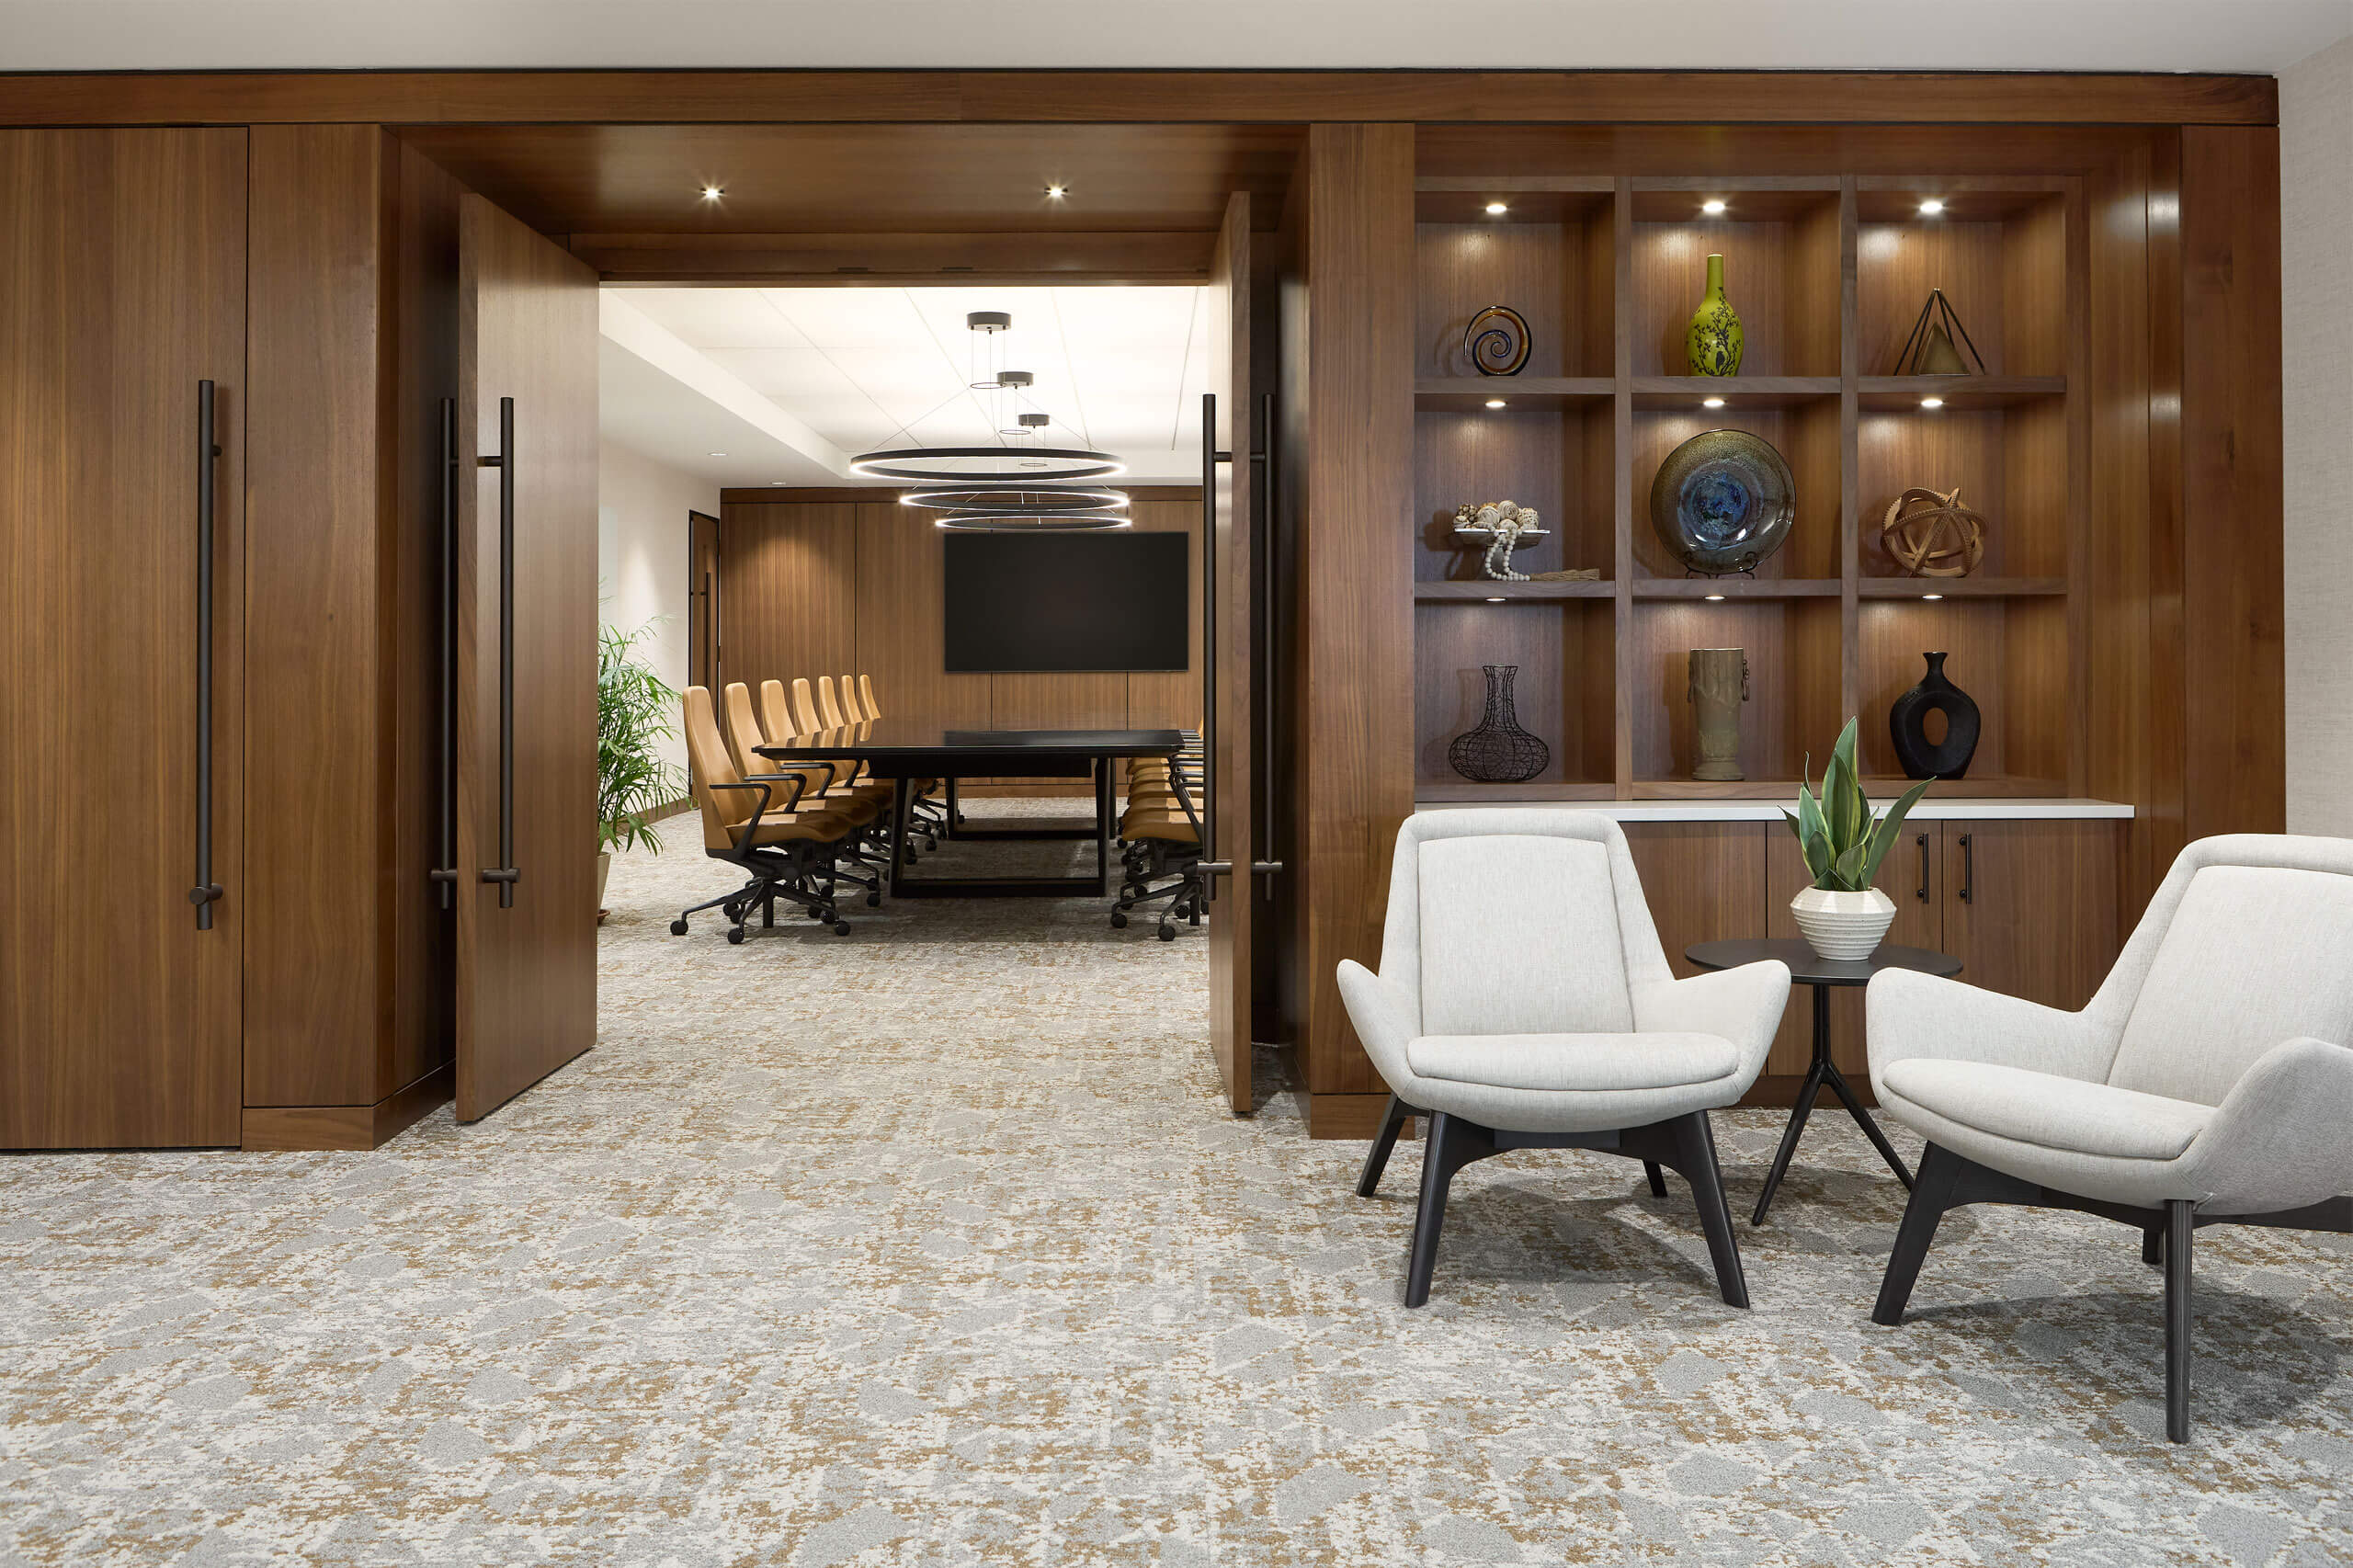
top-left (1881, 485), bottom-right (1986, 577)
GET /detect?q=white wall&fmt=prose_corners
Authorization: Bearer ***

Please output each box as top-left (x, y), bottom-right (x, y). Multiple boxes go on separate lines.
top-left (2280, 36), bottom-right (2353, 835)
top-left (598, 438), bottom-right (719, 784)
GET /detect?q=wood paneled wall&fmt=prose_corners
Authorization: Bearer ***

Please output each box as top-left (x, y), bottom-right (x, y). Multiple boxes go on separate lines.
top-left (717, 489), bottom-right (1204, 784)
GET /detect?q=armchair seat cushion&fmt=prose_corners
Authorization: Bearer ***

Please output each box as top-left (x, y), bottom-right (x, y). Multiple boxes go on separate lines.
top-left (1407, 1031), bottom-right (1741, 1094)
top-left (1880, 1059), bottom-right (2211, 1163)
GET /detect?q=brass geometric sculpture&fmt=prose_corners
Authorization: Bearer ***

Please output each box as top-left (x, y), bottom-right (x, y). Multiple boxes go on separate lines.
top-left (1881, 485), bottom-right (1986, 577)
top-left (1893, 287), bottom-right (1986, 376)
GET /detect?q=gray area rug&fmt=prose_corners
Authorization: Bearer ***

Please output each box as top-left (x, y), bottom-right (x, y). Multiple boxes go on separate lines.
top-left (2, 801), bottom-right (2348, 1565)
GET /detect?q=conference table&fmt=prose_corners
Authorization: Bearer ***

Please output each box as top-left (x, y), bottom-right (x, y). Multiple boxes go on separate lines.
top-left (755, 722), bottom-right (1189, 898)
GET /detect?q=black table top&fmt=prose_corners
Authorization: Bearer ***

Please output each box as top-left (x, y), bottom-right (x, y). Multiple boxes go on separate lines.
top-left (756, 721), bottom-right (1186, 761)
top-left (1685, 937), bottom-right (1961, 986)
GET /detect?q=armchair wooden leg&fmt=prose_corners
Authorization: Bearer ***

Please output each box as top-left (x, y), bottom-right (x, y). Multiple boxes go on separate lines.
top-left (1404, 1112), bottom-right (1495, 1309)
top-left (2165, 1199), bottom-right (2194, 1443)
top-left (1672, 1112), bottom-right (1749, 1309)
top-left (1871, 1142), bottom-right (1965, 1325)
top-left (1356, 1094), bottom-right (1412, 1198)
top-left (1643, 1160), bottom-right (1668, 1198)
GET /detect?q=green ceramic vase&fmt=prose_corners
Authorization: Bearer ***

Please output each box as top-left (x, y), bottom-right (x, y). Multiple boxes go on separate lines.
top-left (1686, 253), bottom-right (1744, 377)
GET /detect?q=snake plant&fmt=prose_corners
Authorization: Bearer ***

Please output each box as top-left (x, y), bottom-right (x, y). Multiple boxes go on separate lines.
top-left (1784, 717), bottom-right (1932, 892)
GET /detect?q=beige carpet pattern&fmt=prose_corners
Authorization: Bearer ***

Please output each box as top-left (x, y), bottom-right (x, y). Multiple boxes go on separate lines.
top-left (3, 807), bottom-right (2350, 1566)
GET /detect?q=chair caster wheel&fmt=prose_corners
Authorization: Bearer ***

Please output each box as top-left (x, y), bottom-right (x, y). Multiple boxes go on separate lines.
top-left (866, 892), bottom-right (881, 907)
top-left (1110, 910), bottom-right (1128, 928)
top-left (1157, 925), bottom-right (1176, 942)
top-left (670, 918), bottom-right (688, 936)
top-left (726, 926), bottom-right (745, 945)
top-left (833, 920), bottom-right (852, 936)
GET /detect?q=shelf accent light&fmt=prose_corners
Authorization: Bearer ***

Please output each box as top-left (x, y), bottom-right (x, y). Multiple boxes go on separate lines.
top-left (1045, 184), bottom-right (1067, 199)
top-left (1484, 200), bottom-right (1508, 216)
top-left (1484, 596), bottom-right (1506, 603)
top-left (1702, 395), bottom-right (1726, 409)
top-left (1701, 199), bottom-right (1727, 215)
top-left (1920, 396), bottom-right (1945, 410)
top-left (699, 185), bottom-right (723, 201)
top-left (1921, 593), bottom-right (1945, 601)
top-left (1703, 593), bottom-right (1725, 601)
top-left (1484, 398), bottom-right (1506, 409)
top-left (1918, 199), bottom-right (1946, 216)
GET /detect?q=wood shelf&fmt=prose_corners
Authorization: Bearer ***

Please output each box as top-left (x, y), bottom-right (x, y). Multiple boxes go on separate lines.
top-left (1633, 578), bottom-right (1839, 599)
top-left (1415, 377), bottom-right (1612, 411)
top-left (1631, 774), bottom-right (2068, 801)
top-left (1859, 375), bottom-right (2065, 411)
top-left (1859, 575), bottom-right (2065, 597)
top-left (1416, 579), bottom-right (1613, 601)
top-left (1417, 780), bottom-right (1618, 802)
top-left (1631, 376), bottom-right (1839, 408)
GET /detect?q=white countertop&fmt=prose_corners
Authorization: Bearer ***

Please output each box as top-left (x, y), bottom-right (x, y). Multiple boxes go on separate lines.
top-left (1413, 797), bottom-right (2134, 823)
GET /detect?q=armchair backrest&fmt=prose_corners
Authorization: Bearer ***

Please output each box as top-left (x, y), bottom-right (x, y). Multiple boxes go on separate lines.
top-left (722, 681), bottom-right (768, 781)
top-left (682, 685), bottom-right (756, 848)
top-left (1377, 811), bottom-right (1675, 1037)
top-left (2101, 835), bottom-right (2353, 1105)
top-left (759, 679), bottom-right (797, 745)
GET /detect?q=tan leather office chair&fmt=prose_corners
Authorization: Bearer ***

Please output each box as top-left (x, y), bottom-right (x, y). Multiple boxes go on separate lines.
top-left (845, 673), bottom-right (946, 847)
top-left (1114, 750), bottom-right (1205, 940)
top-left (674, 685), bottom-right (859, 940)
top-left (728, 681), bottom-right (882, 814)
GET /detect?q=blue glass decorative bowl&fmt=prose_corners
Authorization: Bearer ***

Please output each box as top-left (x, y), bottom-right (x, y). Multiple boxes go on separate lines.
top-left (1649, 429), bottom-right (1795, 575)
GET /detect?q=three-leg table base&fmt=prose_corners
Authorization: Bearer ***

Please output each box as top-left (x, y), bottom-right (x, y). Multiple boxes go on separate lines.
top-left (1752, 983), bottom-right (1915, 1225)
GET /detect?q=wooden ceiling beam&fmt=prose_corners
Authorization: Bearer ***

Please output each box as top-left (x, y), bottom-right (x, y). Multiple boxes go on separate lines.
top-left (576, 230), bottom-right (1215, 283)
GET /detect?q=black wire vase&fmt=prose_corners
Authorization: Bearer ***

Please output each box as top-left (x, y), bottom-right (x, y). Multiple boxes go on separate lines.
top-left (1449, 665), bottom-right (1550, 784)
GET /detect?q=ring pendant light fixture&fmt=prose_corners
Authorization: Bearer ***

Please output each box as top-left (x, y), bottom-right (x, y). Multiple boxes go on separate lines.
top-left (848, 311), bottom-right (1125, 484)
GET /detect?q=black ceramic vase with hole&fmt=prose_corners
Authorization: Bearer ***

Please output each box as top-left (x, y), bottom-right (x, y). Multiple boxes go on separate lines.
top-left (1449, 665), bottom-right (1550, 783)
top-left (1889, 652), bottom-right (1982, 780)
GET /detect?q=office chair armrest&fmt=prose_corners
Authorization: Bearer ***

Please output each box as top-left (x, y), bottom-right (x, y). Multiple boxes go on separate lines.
top-left (746, 768), bottom-right (825, 808)
top-left (1336, 959), bottom-right (1418, 1096)
top-left (2186, 1036), bottom-right (2353, 1214)
top-left (756, 757), bottom-right (838, 791)
top-left (1632, 960), bottom-right (1790, 1082)
top-left (708, 778), bottom-right (783, 855)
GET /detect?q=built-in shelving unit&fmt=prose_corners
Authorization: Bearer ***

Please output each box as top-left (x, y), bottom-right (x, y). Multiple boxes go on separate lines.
top-left (1411, 167), bottom-right (2085, 801)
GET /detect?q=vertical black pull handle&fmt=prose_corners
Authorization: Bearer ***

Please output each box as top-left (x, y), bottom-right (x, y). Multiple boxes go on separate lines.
top-left (189, 381), bottom-right (224, 929)
top-left (429, 397), bottom-right (460, 906)
top-left (1200, 390), bottom-right (1219, 874)
top-left (479, 395), bottom-right (518, 907)
top-left (1915, 833), bottom-right (1930, 903)
top-left (1256, 390), bottom-right (1279, 894)
top-left (1958, 833), bottom-right (1974, 904)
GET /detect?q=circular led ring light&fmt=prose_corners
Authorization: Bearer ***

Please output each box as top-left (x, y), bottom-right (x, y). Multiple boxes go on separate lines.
top-left (849, 447), bottom-right (1126, 482)
top-left (900, 486), bottom-right (1129, 514)
top-left (932, 511), bottom-right (1133, 531)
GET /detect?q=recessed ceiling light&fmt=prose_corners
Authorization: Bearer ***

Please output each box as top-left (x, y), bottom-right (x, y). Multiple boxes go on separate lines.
top-left (699, 185), bottom-right (723, 201)
top-left (768, 481), bottom-right (788, 486)
top-left (1702, 396), bottom-right (1726, 409)
top-left (708, 451), bottom-right (727, 458)
top-left (1922, 593), bottom-right (1945, 601)
top-left (1484, 200), bottom-right (1509, 216)
top-left (1045, 183), bottom-right (1068, 199)
top-left (1919, 396), bottom-right (1945, 410)
top-left (1918, 199), bottom-right (1946, 216)
top-left (1484, 398), bottom-right (1507, 410)
top-left (1701, 199), bottom-right (1727, 216)
top-left (1703, 593), bottom-right (1726, 601)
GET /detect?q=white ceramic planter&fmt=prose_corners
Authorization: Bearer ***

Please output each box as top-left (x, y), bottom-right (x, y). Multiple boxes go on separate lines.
top-left (597, 850), bottom-right (612, 913)
top-left (1790, 885), bottom-right (1896, 961)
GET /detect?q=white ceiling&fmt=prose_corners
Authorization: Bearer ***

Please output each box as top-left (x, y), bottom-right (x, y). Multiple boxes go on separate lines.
top-left (0, 1), bottom-right (2345, 72)
top-left (601, 285), bottom-right (1211, 488)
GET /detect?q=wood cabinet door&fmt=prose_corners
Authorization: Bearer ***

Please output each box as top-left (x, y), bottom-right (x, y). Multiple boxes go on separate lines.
top-left (1620, 823), bottom-right (1768, 977)
top-left (1942, 820), bottom-right (2122, 1010)
top-left (0, 130), bottom-right (247, 1149)
top-left (453, 195), bottom-right (600, 1121)
top-left (1764, 820), bottom-right (1943, 1082)
top-left (1205, 190), bottom-right (1259, 1114)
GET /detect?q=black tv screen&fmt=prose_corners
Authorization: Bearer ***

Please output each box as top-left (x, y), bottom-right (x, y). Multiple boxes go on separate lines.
top-left (943, 532), bottom-right (1190, 674)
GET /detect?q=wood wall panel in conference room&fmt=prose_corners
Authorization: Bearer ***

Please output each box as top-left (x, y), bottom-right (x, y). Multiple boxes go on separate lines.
top-left (722, 492), bottom-right (1203, 790)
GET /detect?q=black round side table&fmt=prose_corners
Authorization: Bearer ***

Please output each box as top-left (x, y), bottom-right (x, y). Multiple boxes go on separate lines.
top-left (1686, 937), bottom-right (1962, 1226)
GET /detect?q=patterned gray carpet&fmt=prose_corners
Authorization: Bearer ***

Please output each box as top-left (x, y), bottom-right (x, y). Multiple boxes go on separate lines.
top-left (3, 804), bottom-right (2348, 1565)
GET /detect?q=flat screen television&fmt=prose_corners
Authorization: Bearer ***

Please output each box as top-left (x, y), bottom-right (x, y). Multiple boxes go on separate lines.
top-left (942, 532), bottom-right (1190, 674)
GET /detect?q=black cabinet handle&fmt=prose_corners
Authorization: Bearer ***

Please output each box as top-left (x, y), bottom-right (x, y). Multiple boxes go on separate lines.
top-left (479, 395), bottom-right (518, 907)
top-left (429, 397), bottom-right (460, 905)
top-left (1958, 833), bottom-right (1975, 903)
top-left (1915, 833), bottom-right (1930, 903)
top-left (189, 381), bottom-right (224, 928)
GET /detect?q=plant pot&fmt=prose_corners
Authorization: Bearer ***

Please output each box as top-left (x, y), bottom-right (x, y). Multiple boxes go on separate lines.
top-left (1790, 885), bottom-right (1896, 961)
top-left (597, 850), bottom-right (612, 915)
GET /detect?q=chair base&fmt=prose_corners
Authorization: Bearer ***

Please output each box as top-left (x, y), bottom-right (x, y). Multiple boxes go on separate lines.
top-left (1870, 1142), bottom-right (2353, 1444)
top-left (1358, 1094), bottom-right (1749, 1311)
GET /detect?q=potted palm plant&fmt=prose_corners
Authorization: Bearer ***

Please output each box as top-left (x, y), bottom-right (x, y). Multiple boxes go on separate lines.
top-left (598, 621), bottom-right (684, 915)
top-left (1783, 717), bottom-right (1932, 960)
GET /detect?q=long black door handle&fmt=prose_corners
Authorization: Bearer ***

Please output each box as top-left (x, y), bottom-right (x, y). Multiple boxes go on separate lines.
top-left (1915, 833), bottom-right (1930, 903)
top-left (189, 381), bottom-right (224, 928)
top-left (429, 397), bottom-right (460, 905)
top-left (479, 395), bottom-right (518, 907)
top-left (1958, 833), bottom-right (1974, 904)
top-left (1256, 390), bottom-right (1277, 897)
top-left (1200, 390), bottom-right (1219, 873)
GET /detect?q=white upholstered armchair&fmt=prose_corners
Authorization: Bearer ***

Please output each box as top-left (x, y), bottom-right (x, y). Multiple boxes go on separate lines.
top-left (1341, 812), bottom-right (1790, 1308)
top-left (1867, 834), bottom-right (2353, 1443)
